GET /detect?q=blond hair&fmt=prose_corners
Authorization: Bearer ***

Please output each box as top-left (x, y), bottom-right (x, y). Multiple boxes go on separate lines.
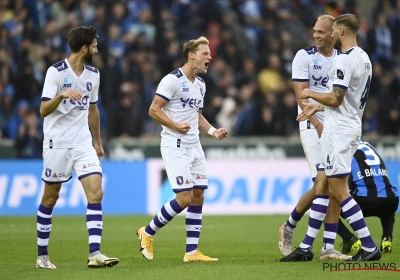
top-left (317, 14), bottom-right (335, 24)
top-left (183, 36), bottom-right (209, 62)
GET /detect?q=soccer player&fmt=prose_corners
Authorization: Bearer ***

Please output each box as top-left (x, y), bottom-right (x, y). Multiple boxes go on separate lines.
top-left (35, 26), bottom-right (119, 269)
top-left (279, 15), bottom-right (349, 260)
top-left (137, 36), bottom-right (228, 262)
top-left (281, 14), bottom-right (381, 262)
top-left (337, 141), bottom-right (399, 254)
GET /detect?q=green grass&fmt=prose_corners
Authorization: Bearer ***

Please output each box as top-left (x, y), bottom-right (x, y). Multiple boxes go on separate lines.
top-left (0, 215), bottom-right (399, 280)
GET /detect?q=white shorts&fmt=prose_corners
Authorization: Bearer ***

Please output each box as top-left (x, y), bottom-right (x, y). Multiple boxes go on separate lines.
top-left (300, 129), bottom-right (324, 180)
top-left (161, 144), bottom-right (208, 193)
top-left (42, 145), bottom-right (102, 184)
top-left (321, 132), bottom-right (360, 178)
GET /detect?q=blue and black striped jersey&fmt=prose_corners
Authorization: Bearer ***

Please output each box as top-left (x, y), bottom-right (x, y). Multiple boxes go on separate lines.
top-left (349, 142), bottom-right (398, 198)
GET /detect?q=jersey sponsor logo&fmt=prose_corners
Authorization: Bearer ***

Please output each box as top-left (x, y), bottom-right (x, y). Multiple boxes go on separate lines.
top-left (182, 81), bottom-right (189, 92)
top-left (85, 64), bottom-right (98, 73)
top-left (53, 61), bottom-right (68, 71)
top-left (180, 98), bottom-right (201, 109)
top-left (313, 60), bottom-right (323, 70)
top-left (86, 82), bottom-right (92, 91)
top-left (176, 176), bottom-right (183, 185)
top-left (58, 63), bottom-right (66, 70)
top-left (63, 96), bottom-right (89, 110)
top-left (63, 77), bottom-right (72, 88)
top-left (170, 69), bottom-right (183, 78)
top-left (305, 46), bottom-right (317, 54)
top-left (312, 75), bottom-right (329, 87)
top-left (200, 88), bottom-right (204, 97)
top-left (337, 69), bottom-right (345, 80)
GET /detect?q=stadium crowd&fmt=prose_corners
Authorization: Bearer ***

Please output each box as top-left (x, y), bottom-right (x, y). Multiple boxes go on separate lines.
top-left (0, 0), bottom-right (399, 158)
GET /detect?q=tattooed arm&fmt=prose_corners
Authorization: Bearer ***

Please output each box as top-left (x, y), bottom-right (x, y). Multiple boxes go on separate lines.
top-left (300, 86), bottom-right (345, 107)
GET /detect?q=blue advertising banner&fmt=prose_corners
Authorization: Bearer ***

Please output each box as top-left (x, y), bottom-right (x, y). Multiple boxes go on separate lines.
top-left (1, 159), bottom-right (399, 216)
top-left (0, 160), bottom-right (147, 215)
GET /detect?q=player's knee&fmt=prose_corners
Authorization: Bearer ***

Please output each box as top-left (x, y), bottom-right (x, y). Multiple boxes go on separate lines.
top-left (176, 191), bottom-right (193, 208)
top-left (192, 190), bottom-right (204, 204)
top-left (88, 189), bottom-right (104, 203)
top-left (42, 193), bottom-right (59, 207)
top-left (328, 187), bottom-right (339, 201)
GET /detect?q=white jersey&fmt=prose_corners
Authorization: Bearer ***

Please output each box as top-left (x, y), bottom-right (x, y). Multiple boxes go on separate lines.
top-left (292, 46), bottom-right (338, 131)
top-left (155, 68), bottom-right (205, 147)
top-left (324, 47), bottom-right (372, 136)
top-left (41, 59), bottom-right (100, 148)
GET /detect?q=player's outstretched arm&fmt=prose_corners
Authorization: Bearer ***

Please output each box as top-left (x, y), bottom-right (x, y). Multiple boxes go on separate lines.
top-left (198, 111), bottom-right (228, 140)
top-left (88, 103), bottom-right (104, 158)
top-left (40, 90), bottom-right (83, 118)
top-left (149, 95), bottom-right (190, 134)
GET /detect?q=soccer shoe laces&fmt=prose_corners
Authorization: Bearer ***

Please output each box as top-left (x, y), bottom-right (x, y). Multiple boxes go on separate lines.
top-left (41, 257), bottom-right (51, 267)
top-left (196, 249), bottom-right (205, 256)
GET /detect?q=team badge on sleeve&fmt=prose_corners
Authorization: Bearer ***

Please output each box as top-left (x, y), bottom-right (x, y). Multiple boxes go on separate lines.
top-left (86, 82), bottom-right (92, 91)
top-left (337, 69), bottom-right (345, 80)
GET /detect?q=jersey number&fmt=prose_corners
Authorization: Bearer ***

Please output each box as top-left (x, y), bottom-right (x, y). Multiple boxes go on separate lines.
top-left (359, 75), bottom-right (371, 109)
top-left (360, 143), bottom-right (380, 166)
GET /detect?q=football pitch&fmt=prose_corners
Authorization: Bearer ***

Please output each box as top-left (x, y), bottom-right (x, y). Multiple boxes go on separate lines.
top-left (1, 215), bottom-right (399, 280)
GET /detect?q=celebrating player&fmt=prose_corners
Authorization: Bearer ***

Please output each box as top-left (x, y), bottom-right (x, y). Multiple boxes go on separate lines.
top-left (137, 36), bottom-right (228, 262)
top-left (282, 14), bottom-right (380, 262)
top-left (279, 15), bottom-right (350, 260)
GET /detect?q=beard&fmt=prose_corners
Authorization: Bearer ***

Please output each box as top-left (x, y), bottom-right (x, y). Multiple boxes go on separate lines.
top-left (84, 52), bottom-right (93, 63)
top-left (333, 38), bottom-right (342, 49)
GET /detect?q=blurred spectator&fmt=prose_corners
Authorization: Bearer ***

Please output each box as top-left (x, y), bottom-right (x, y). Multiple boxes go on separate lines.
top-left (258, 53), bottom-right (283, 95)
top-left (0, 0), bottom-right (396, 152)
top-left (368, 12), bottom-right (392, 66)
top-left (233, 79), bottom-right (257, 136)
top-left (14, 62), bottom-right (40, 104)
top-left (389, 0), bottom-right (400, 55)
top-left (108, 81), bottom-right (144, 138)
top-left (6, 99), bottom-right (29, 139)
top-left (14, 108), bottom-right (42, 158)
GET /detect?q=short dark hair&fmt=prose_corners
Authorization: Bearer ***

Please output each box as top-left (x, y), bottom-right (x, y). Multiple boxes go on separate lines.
top-left (333, 14), bottom-right (359, 34)
top-left (68, 26), bottom-right (98, 53)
